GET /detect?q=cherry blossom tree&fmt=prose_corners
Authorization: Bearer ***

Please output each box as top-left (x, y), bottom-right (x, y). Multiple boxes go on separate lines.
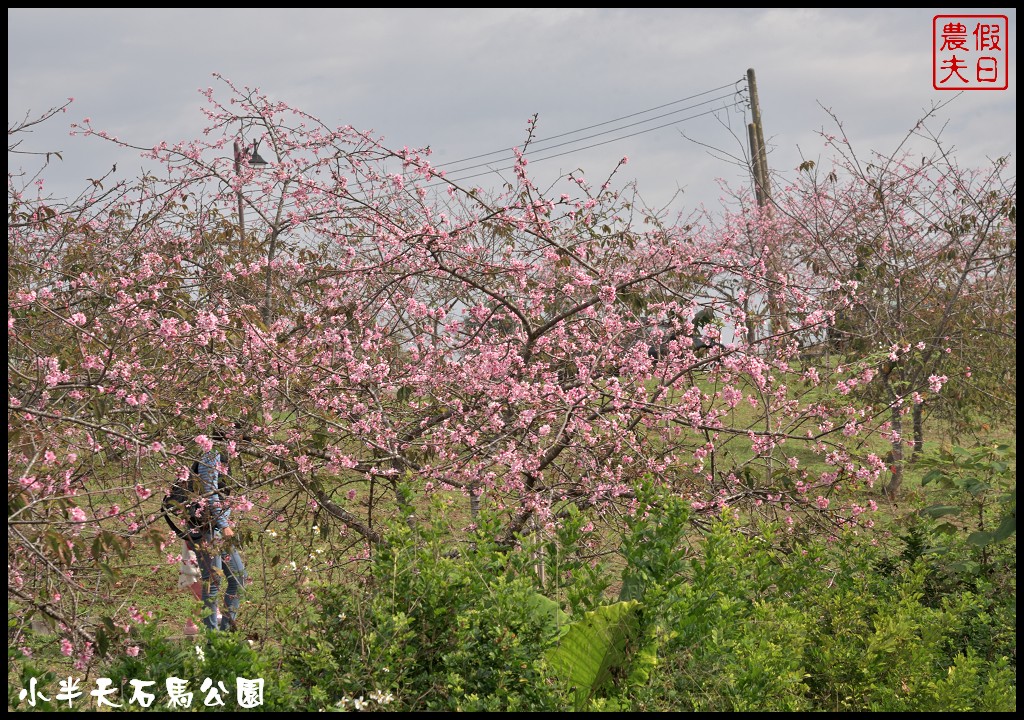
top-left (10, 76), bottom-right (906, 662)
top-left (748, 106), bottom-right (1016, 495)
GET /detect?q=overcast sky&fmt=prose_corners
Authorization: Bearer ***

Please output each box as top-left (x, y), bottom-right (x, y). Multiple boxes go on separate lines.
top-left (8, 8), bottom-right (1017, 219)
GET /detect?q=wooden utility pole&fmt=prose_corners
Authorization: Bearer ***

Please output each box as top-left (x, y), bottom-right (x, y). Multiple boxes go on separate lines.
top-left (746, 68), bottom-right (787, 350)
top-left (746, 68), bottom-right (771, 207)
top-left (747, 123), bottom-right (767, 207)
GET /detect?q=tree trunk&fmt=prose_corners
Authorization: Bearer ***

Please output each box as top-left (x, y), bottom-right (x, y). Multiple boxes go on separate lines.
top-left (911, 400), bottom-right (925, 462)
top-left (884, 408), bottom-right (904, 498)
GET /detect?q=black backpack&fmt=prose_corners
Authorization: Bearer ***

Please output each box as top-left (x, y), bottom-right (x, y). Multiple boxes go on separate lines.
top-left (163, 458), bottom-right (230, 539)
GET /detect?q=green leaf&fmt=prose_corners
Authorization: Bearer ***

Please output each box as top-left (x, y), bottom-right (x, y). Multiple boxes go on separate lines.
top-left (919, 504), bottom-right (961, 519)
top-left (966, 530), bottom-right (995, 547)
top-left (963, 477), bottom-right (990, 496)
top-left (626, 637), bottom-right (661, 688)
top-left (618, 572), bottom-right (646, 603)
top-left (948, 560), bottom-right (979, 574)
top-left (546, 600), bottom-right (641, 709)
top-left (524, 592), bottom-right (570, 638)
top-left (96, 625), bottom-right (110, 656)
top-left (991, 513), bottom-right (1016, 542)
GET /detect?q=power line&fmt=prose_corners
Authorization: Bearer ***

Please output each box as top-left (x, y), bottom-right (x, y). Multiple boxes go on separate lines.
top-left (434, 77), bottom-right (745, 172)
top-left (435, 98), bottom-right (747, 187)
top-left (439, 90), bottom-right (742, 178)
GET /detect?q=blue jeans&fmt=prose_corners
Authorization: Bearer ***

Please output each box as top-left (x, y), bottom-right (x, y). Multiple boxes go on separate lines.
top-left (188, 533), bottom-right (246, 631)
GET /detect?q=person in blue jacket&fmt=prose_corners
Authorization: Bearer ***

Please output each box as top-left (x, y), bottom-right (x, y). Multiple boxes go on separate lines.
top-left (189, 428), bottom-right (247, 631)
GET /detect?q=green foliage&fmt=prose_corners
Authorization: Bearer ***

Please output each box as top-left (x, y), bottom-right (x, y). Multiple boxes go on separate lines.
top-left (545, 481), bottom-right (693, 710)
top-left (281, 499), bottom-right (565, 711)
top-left (539, 503), bottom-right (613, 615)
top-left (645, 519), bottom-right (814, 711)
top-left (618, 482), bottom-right (691, 604)
top-left (546, 600), bottom-right (641, 709)
top-left (99, 619), bottom-right (300, 712)
top-left (919, 442), bottom-right (1016, 554)
top-left (635, 517), bottom-right (1015, 712)
top-left (13, 483), bottom-right (1013, 712)
top-left (885, 442), bottom-right (1017, 668)
top-left (8, 650), bottom-right (59, 713)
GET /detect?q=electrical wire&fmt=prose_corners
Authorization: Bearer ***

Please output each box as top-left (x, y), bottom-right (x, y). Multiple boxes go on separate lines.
top-left (435, 98), bottom-right (747, 187)
top-left (440, 90), bottom-right (741, 177)
top-left (436, 78), bottom-right (746, 171)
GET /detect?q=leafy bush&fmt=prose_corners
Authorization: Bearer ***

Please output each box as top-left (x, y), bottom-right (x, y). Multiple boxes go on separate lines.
top-left (917, 442), bottom-right (1016, 566)
top-left (282, 499), bottom-right (565, 711)
top-left (16, 484), bottom-right (1009, 712)
top-left (639, 517), bottom-right (1016, 712)
top-left (100, 620), bottom-right (301, 712)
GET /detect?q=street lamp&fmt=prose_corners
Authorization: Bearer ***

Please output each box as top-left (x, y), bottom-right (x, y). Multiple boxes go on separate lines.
top-left (248, 139), bottom-right (269, 167)
top-left (232, 138), bottom-right (268, 244)
top-left (232, 134), bottom-right (279, 324)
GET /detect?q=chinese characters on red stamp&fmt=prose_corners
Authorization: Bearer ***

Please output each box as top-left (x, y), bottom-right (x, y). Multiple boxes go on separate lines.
top-left (934, 15), bottom-right (1009, 90)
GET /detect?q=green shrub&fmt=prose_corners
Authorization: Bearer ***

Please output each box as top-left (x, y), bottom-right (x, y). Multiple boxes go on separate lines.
top-left (282, 499), bottom-right (564, 711)
top-left (28, 481), bottom-right (1009, 713)
top-left (98, 620), bottom-right (301, 711)
top-left (641, 517), bottom-right (1016, 712)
